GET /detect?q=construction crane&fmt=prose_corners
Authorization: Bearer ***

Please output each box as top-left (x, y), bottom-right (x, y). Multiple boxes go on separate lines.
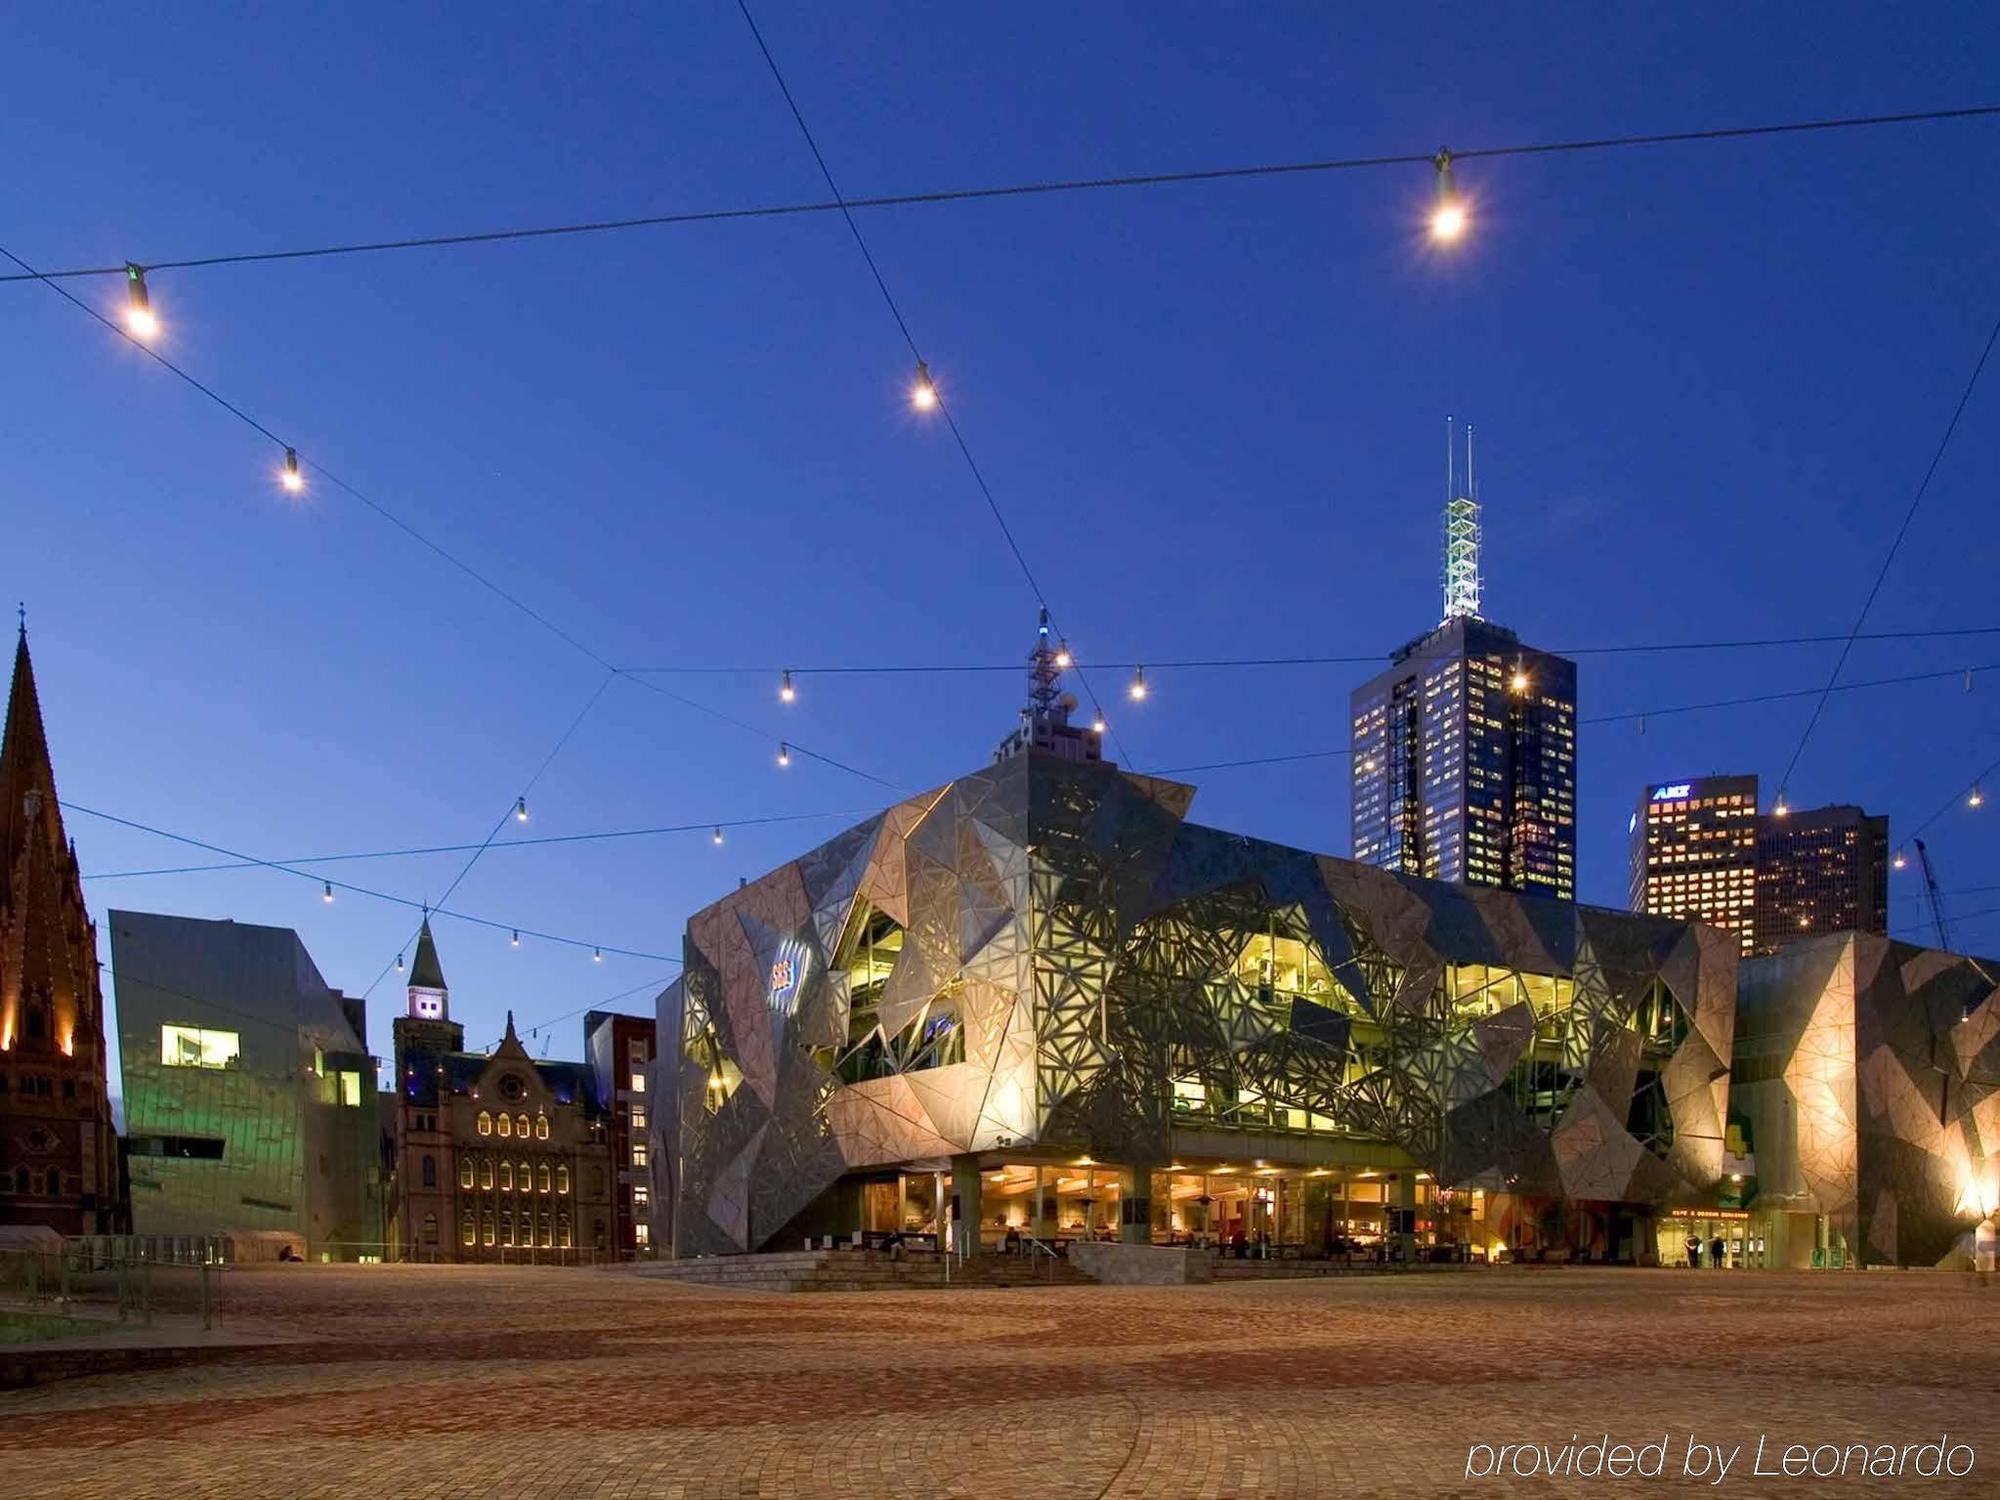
top-left (1914, 838), bottom-right (1954, 952)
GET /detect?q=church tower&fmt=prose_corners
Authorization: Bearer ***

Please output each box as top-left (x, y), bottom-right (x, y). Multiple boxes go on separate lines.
top-left (406, 918), bottom-right (450, 1023)
top-left (1, 624), bottom-right (124, 1233)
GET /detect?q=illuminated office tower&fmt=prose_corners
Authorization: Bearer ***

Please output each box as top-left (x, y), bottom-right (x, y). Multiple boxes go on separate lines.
top-left (1753, 803), bottom-right (1889, 955)
top-left (1627, 775), bottom-right (1760, 953)
top-left (1350, 425), bottom-right (1577, 897)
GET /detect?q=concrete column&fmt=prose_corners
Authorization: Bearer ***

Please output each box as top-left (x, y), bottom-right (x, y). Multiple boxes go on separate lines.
top-left (950, 1154), bottom-right (983, 1257)
top-left (1392, 1171), bottom-right (1418, 1264)
top-left (1119, 1164), bottom-right (1150, 1244)
top-left (1032, 1168), bottom-right (1045, 1243)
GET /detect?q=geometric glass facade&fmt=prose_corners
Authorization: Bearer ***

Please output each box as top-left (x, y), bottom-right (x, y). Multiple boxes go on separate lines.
top-left (111, 909), bottom-right (382, 1255)
top-left (667, 751), bottom-right (1731, 1261)
top-left (1628, 774), bottom-right (1760, 954)
top-left (1351, 615), bottom-right (1577, 898)
top-left (1735, 932), bottom-right (1999, 1267)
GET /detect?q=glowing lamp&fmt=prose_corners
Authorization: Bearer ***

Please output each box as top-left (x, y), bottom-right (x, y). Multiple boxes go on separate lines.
top-left (1129, 665), bottom-right (1148, 701)
top-left (1509, 670), bottom-right (1530, 694)
top-left (777, 742), bottom-right (790, 767)
top-left (1053, 647), bottom-right (1072, 670)
top-left (510, 929), bottom-right (520, 947)
top-left (321, 880), bottom-right (334, 903)
top-left (780, 669), bottom-right (795, 703)
top-left (123, 263), bottom-right (159, 339)
top-left (1972, 785), bottom-right (1985, 808)
top-left (712, 826), bottom-right (724, 845)
top-left (1428, 151), bottom-right (1468, 244)
top-left (281, 448), bottom-right (304, 494)
top-left (515, 796), bottom-right (529, 823)
top-left (593, 947), bottom-right (603, 963)
top-left (910, 359), bottom-right (938, 412)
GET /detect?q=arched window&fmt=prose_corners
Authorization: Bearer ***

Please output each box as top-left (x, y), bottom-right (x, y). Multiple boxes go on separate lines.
top-left (459, 1159), bottom-right (474, 1189)
top-left (481, 1211), bottom-right (496, 1246)
top-left (516, 1114), bottom-right (530, 1138)
top-left (593, 1219), bottom-right (606, 1251)
top-left (499, 1162), bottom-right (513, 1193)
top-left (476, 1110), bottom-right (492, 1136)
top-left (479, 1159), bottom-right (494, 1190)
top-left (12, 1166), bottom-right (28, 1194)
top-left (420, 1155), bottom-right (436, 1189)
top-left (590, 1166), bottom-right (605, 1197)
top-left (556, 1164), bottom-right (571, 1195)
top-left (45, 1169), bottom-right (60, 1196)
top-left (422, 1211), bottom-right (438, 1242)
top-left (535, 1114), bottom-right (549, 1140)
top-left (558, 1212), bottom-right (572, 1249)
top-left (519, 1160), bottom-right (532, 1193)
top-left (501, 1211), bottom-right (515, 1247)
top-left (539, 1212), bottom-right (553, 1248)
top-left (537, 1163), bottom-right (551, 1194)
top-left (496, 1112), bottom-right (512, 1139)
top-left (460, 1217), bottom-right (476, 1247)
top-left (26, 1008), bottom-right (44, 1040)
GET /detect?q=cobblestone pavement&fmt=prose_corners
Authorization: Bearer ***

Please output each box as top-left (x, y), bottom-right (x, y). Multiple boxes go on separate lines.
top-left (1, 1266), bottom-right (1994, 1497)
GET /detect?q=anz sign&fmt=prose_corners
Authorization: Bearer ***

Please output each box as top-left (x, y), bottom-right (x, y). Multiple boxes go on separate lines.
top-left (767, 939), bottom-right (810, 1017)
top-left (1650, 783), bottom-right (1692, 802)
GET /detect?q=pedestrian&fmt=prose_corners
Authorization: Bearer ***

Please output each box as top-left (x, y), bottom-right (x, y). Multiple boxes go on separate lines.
top-left (1685, 1232), bottom-right (1702, 1269)
top-left (1710, 1234), bottom-right (1727, 1269)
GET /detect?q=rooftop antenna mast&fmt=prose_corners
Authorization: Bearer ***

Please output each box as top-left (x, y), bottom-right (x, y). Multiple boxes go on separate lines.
top-left (1026, 606), bottom-right (1065, 717)
top-left (1442, 417), bottom-right (1482, 621)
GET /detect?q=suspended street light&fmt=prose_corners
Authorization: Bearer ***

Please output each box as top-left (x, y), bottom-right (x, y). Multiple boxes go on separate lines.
top-left (123, 263), bottom-right (159, 340)
top-left (712, 826), bottom-right (724, 845)
top-left (1129, 666), bottom-right (1148, 701)
top-left (910, 359), bottom-right (939, 412)
top-left (321, 880), bottom-right (334, 903)
top-left (780, 669), bottom-right (796, 703)
top-left (1429, 150), bottom-right (1468, 244)
top-left (777, 742), bottom-right (791, 768)
top-left (510, 929), bottom-right (520, 947)
top-left (515, 796), bottom-right (529, 823)
top-left (281, 448), bottom-right (304, 494)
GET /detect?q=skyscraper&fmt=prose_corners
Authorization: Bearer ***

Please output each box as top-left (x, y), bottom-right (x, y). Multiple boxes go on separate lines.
top-left (1627, 775), bottom-right (1760, 953)
top-left (1350, 425), bottom-right (1578, 898)
top-left (1626, 775), bottom-right (1889, 957)
top-left (1754, 803), bottom-right (1889, 955)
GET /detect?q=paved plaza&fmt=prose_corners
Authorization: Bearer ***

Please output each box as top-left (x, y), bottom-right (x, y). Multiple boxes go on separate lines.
top-left (0, 1265), bottom-right (1994, 1498)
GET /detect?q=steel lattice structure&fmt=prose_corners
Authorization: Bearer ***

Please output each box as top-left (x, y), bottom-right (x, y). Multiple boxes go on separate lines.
top-left (668, 754), bottom-right (1736, 1256)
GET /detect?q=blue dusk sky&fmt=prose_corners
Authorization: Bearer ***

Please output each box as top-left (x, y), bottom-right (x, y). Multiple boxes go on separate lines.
top-left (4, 4), bottom-right (1997, 1076)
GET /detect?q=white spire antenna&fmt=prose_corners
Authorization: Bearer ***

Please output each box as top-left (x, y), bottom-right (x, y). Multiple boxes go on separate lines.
top-left (1442, 417), bottom-right (1482, 621)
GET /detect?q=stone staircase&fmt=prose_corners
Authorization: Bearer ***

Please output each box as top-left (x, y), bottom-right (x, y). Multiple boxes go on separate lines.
top-left (641, 1247), bottom-right (1090, 1293)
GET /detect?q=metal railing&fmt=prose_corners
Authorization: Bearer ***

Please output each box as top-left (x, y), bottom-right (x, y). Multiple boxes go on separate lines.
top-left (0, 1243), bottom-right (225, 1332)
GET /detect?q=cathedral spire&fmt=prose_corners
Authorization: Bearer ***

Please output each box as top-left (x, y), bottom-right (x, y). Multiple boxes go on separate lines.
top-left (2, 627), bottom-right (68, 906)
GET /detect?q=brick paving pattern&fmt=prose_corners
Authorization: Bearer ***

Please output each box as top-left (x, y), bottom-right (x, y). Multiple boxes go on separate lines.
top-left (1, 1265), bottom-right (1995, 1497)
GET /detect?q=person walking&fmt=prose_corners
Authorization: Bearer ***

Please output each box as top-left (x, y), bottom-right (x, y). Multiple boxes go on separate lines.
top-left (1685, 1232), bottom-right (1702, 1269)
top-left (1710, 1234), bottom-right (1727, 1269)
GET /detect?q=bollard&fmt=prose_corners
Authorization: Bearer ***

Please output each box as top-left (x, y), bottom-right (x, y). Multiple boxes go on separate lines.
top-left (200, 1259), bottom-right (213, 1331)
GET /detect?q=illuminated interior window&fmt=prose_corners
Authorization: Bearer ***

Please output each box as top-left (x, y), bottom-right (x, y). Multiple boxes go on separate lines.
top-left (534, 1114), bottom-right (549, 1140)
top-left (338, 1071), bottom-right (362, 1108)
top-left (500, 1162), bottom-right (513, 1192)
top-left (161, 1025), bottom-right (240, 1070)
top-left (557, 1164), bottom-right (571, 1195)
top-left (459, 1159), bottom-right (474, 1189)
top-left (460, 1217), bottom-right (476, 1247)
top-left (477, 1111), bottom-right (493, 1137)
top-left (516, 1114), bottom-right (530, 1138)
top-left (537, 1162), bottom-right (551, 1194)
top-left (635, 1222), bottom-right (651, 1247)
top-left (496, 1112), bottom-right (512, 1139)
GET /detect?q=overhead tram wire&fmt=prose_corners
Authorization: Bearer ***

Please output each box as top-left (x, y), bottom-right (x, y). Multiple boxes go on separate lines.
top-left (5, 105), bottom-right (1996, 286)
top-left (358, 667), bottom-right (620, 1002)
top-left (71, 653), bottom-right (1999, 882)
top-left (1149, 656), bottom-right (2000, 776)
top-left (2, 239), bottom-right (901, 794)
top-left (521, 973), bottom-right (678, 1043)
top-left (613, 624), bottom-right (2000, 679)
top-left (78, 805), bottom-right (880, 881)
top-left (63, 801), bottom-right (676, 963)
top-left (1775, 313), bottom-right (2000, 801)
top-left (733, 0), bottom-right (1130, 760)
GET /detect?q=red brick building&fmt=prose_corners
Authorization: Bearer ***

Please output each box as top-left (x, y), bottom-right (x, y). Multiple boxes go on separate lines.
top-left (0, 628), bottom-right (123, 1235)
top-left (386, 923), bottom-right (614, 1262)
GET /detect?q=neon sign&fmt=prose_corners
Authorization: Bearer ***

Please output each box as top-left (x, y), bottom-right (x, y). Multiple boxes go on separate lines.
top-left (1651, 783), bottom-right (1692, 802)
top-left (767, 940), bottom-right (809, 1016)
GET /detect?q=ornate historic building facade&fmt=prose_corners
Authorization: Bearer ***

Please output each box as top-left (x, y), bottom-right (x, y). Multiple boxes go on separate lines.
top-left (666, 746), bottom-right (1734, 1264)
top-left (387, 923), bottom-right (615, 1261)
top-left (0, 629), bottom-right (122, 1235)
